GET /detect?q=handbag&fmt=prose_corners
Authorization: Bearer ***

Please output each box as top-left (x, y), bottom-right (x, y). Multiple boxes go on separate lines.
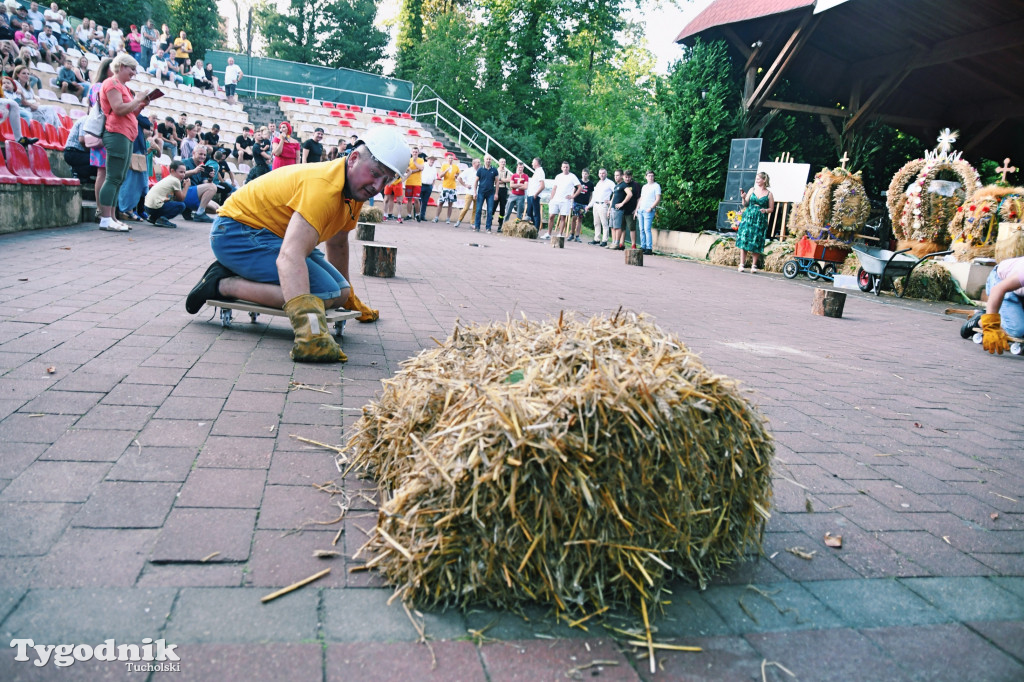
top-left (130, 154), bottom-right (148, 172)
top-left (82, 99), bottom-right (106, 139)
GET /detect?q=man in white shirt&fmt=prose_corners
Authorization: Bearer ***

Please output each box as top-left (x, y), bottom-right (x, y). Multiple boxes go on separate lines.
top-left (542, 161), bottom-right (580, 240)
top-left (526, 157), bottom-right (545, 230)
top-left (453, 157), bottom-right (480, 228)
top-left (587, 167), bottom-right (615, 247)
top-left (419, 156), bottom-right (438, 222)
top-left (223, 56), bottom-right (243, 104)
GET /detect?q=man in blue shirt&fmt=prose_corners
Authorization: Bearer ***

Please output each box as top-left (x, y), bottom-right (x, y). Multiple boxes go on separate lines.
top-left (473, 154), bottom-right (500, 233)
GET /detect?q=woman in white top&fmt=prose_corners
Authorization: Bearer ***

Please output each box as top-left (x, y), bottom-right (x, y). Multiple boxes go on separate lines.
top-left (105, 20), bottom-right (124, 56)
top-left (635, 170), bottom-right (661, 255)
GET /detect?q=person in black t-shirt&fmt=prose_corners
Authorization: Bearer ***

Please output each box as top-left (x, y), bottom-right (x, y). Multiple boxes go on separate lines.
top-left (473, 155), bottom-right (500, 232)
top-left (174, 113), bottom-right (187, 141)
top-left (156, 116), bottom-right (179, 158)
top-left (235, 126), bottom-right (254, 163)
top-left (245, 126), bottom-right (273, 183)
top-left (302, 128), bottom-right (325, 163)
top-left (570, 168), bottom-right (595, 242)
top-left (621, 170), bottom-right (642, 249)
top-left (610, 169), bottom-right (632, 250)
top-left (201, 124), bottom-right (229, 159)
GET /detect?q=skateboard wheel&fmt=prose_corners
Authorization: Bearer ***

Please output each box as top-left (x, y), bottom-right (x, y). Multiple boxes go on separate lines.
top-left (972, 332), bottom-right (982, 344)
top-left (1011, 342), bottom-right (1022, 356)
top-left (334, 320), bottom-right (345, 338)
top-left (219, 308), bottom-right (232, 328)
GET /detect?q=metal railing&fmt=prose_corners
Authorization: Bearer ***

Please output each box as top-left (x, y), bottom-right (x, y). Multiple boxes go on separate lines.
top-left (410, 85), bottom-right (528, 168)
top-left (218, 71), bottom-right (415, 111)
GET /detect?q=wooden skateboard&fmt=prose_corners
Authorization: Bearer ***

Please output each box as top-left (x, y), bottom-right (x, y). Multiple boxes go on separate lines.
top-left (205, 299), bottom-right (360, 338)
top-left (971, 328), bottom-right (1024, 356)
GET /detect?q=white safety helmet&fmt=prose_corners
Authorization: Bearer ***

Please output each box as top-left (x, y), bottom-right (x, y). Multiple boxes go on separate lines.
top-left (360, 126), bottom-right (411, 177)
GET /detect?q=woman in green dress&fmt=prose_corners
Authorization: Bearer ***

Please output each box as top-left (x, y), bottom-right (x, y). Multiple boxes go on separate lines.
top-left (736, 172), bottom-right (775, 273)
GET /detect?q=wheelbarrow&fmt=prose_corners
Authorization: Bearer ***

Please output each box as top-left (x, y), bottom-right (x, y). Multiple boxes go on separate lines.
top-left (850, 245), bottom-right (952, 297)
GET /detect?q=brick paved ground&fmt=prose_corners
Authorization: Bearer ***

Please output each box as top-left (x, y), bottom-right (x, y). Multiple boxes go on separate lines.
top-left (0, 219), bottom-right (1021, 681)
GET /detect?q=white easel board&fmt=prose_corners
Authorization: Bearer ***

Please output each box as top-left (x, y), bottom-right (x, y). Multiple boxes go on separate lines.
top-left (756, 162), bottom-right (811, 203)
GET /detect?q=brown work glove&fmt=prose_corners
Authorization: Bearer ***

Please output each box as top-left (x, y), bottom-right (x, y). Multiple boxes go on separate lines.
top-left (980, 313), bottom-right (1010, 355)
top-left (343, 290), bottom-right (379, 322)
top-left (283, 294), bottom-right (347, 363)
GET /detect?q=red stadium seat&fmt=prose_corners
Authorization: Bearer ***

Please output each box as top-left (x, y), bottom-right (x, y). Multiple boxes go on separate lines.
top-left (43, 123), bottom-right (62, 150)
top-left (322, 102), bottom-right (336, 108)
top-left (349, 105), bottom-right (362, 113)
top-left (385, 118), bottom-right (397, 126)
top-left (407, 129), bottom-right (420, 136)
top-left (280, 96), bottom-right (294, 103)
top-left (3, 141), bottom-right (44, 185)
top-left (330, 110), bottom-right (342, 117)
top-left (371, 116), bottom-right (383, 124)
top-left (28, 143), bottom-right (79, 186)
top-left (339, 119), bottom-right (352, 127)
top-left (343, 112), bottom-right (356, 119)
top-left (28, 121), bottom-right (57, 150)
top-left (0, 147), bottom-right (20, 184)
top-left (0, 118), bottom-right (15, 143)
top-left (337, 104), bottom-right (349, 111)
top-left (401, 113), bottom-right (412, 120)
top-left (295, 98), bottom-right (308, 105)
top-left (431, 141), bottom-right (444, 149)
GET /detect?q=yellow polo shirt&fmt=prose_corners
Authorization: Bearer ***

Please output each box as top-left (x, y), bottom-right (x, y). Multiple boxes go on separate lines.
top-left (439, 162), bottom-right (459, 190)
top-left (405, 156), bottom-right (423, 187)
top-left (220, 159), bottom-right (361, 242)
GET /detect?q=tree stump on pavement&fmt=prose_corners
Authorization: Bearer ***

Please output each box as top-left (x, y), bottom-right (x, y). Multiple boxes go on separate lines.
top-left (625, 248), bottom-right (644, 267)
top-left (551, 235), bottom-right (565, 249)
top-left (356, 222), bottom-right (375, 241)
top-left (812, 289), bottom-right (845, 318)
top-left (362, 243), bottom-right (397, 278)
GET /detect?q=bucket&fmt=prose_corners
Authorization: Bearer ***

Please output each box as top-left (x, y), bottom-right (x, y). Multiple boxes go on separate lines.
top-left (994, 222), bottom-right (1024, 262)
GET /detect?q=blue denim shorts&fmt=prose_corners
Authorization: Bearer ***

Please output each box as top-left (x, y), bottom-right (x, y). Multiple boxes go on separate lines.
top-left (209, 216), bottom-right (349, 300)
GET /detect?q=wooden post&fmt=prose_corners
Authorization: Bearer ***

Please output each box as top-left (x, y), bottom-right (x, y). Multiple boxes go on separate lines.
top-left (625, 248), bottom-right (644, 267)
top-left (812, 289), bottom-right (846, 318)
top-left (355, 222), bottom-right (375, 241)
top-left (362, 243), bottom-right (397, 278)
top-left (551, 235), bottom-right (565, 249)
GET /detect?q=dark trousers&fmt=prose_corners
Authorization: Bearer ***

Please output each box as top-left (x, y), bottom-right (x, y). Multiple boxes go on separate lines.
top-left (491, 187), bottom-right (508, 227)
top-left (474, 191), bottom-right (496, 230)
top-left (149, 201), bottom-right (185, 221)
top-left (63, 147), bottom-right (95, 183)
top-left (527, 196), bottom-right (542, 229)
top-left (418, 183), bottom-right (433, 221)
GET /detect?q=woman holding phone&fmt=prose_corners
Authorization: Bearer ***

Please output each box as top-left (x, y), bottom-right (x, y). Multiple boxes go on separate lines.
top-left (97, 53), bottom-right (155, 232)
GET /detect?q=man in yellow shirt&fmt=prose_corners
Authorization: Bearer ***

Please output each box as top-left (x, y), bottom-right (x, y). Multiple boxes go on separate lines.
top-left (436, 152), bottom-right (460, 224)
top-left (403, 146), bottom-right (424, 221)
top-left (184, 126), bottom-right (410, 363)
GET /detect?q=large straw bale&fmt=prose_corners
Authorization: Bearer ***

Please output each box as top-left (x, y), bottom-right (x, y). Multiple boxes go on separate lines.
top-left (346, 312), bottom-right (774, 616)
top-left (501, 219), bottom-right (539, 239)
top-left (360, 206), bottom-right (384, 223)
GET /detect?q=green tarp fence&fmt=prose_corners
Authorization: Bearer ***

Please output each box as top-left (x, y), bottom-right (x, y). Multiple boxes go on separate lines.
top-left (204, 51), bottom-right (414, 111)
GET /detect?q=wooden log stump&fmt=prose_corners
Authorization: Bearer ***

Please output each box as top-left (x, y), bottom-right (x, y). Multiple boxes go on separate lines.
top-left (362, 243), bottom-right (397, 278)
top-left (551, 235), bottom-right (565, 249)
top-left (355, 222), bottom-right (375, 241)
top-left (812, 289), bottom-right (846, 318)
top-left (625, 248), bottom-right (644, 267)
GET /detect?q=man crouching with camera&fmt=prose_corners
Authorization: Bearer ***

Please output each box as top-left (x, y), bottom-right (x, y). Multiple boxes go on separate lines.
top-left (179, 144), bottom-right (221, 223)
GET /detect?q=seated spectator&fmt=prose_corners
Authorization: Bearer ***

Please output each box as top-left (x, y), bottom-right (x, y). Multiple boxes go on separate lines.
top-left (63, 115), bottom-right (96, 182)
top-left (72, 54), bottom-right (91, 85)
top-left (74, 18), bottom-right (91, 47)
top-left (343, 134), bottom-right (358, 153)
top-left (203, 60), bottom-right (217, 91)
top-left (144, 159), bottom-right (189, 227)
top-left (26, 2), bottom-right (44, 33)
top-left (234, 125), bottom-right (253, 163)
top-left (190, 58), bottom-right (211, 89)
top-left (12, 20), bottom-right (42, 64)
top-left (208, 148), bottom-right (236, 201)
top-left (105, 20), bottom-right (123, 56)
top-left (246, 125), bottom-right (271, 182)
top-left (0, 12), bottom-right (18, 67)
top-left (148, 48), bottom-right (180, 83)
top-left (179, 123), bottom-right (198, 159)
top-left (157, 115), bottom-right (179, 157)
top-left (37, 24), bottom-right (62, 65)
top-left (0, 90), bottom-right (39, 146)
top-left (179, 144), bottom-right (220, 222)
top-left (8, 66), bottom-right (61, 127)
top-left (87, 23), bottom-right (106, 57)
top-left (201, 122), bottom-right (228, 157)
top-left (174, 112), bottom-right (186, 140)
top-left (126, 24), bottom-right (141, 60)
top-left (11, 48), bottom-right (42, 88)
top-left (172, 31), bottom-right (190, 67)
top-left (56, 55), bottom-right (85, 97)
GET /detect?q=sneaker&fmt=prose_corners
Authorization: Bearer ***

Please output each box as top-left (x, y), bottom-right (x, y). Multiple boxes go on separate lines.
top-left (486, 228), bottom-right (491, 233)
top-left (588, 239), bottom-right (599, 245)
top-left (433, 218), bottom-right (439, 223)
top-left (17, 136), bottom-right (39, 146)
top-left (542, 233), bottom-right (551, 240)
top-left (192, 213), bottom-right (213, 223)
top-left (643, 248), bottom-right (653, 255)
top-left (98, 221), bottom-right (129, 232)
top-left (185, 261), bottom-right (236, 314)
top-left (496, 228), bottom-right (502, 233)
top-left (182, 209), bottom-right (194, 221)
top-left (445, 220), bottom-right (450, 224)
top-left (615, 245), bottom-right (625, 251)
top-left (961, 311), bottom-right (983, 339)
top-left (737, 263), bottom-right (745, 273)
top-left (453, 221), bottom-right (460, 228)
top-left (154, 217), bottom-right (177, 228)
top-left (750, 264), bottom-right (758, 273)
top-left (475, 227), bottom-right (480, 232)
top-left (600, 241), bottom-right (607, 247)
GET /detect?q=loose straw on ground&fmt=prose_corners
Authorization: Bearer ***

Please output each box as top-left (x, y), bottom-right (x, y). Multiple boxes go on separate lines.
top-left (260, 568), bottom-right (331, 603)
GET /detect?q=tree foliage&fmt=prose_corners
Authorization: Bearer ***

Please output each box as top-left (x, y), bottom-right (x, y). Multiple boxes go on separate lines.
top-left (169, 0), bottom-right (223, 59)
top-left (256, 0), bottom-right (388, 73)
top-left (64, 0), bottom-right (171, 32)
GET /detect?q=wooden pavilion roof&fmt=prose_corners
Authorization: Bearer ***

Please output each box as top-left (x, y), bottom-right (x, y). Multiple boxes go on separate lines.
top-left (675, 0), bottom-right (1024, 161)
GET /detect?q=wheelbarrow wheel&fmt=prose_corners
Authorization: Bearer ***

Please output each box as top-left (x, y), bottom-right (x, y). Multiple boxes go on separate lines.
top-left (857, 267), bottom-right (874, 292)
top-left (783, 260), bottom-right (799, 279)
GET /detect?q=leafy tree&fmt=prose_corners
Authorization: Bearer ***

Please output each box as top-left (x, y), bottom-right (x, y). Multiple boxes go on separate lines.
top-left (257, 0), bottom-right (387, 73)
top-left (169, 0), bottom-right (223, 59)
top-left (394, 0), bottom-right (425, 79)
top-left (64, 0), bottom-right (171, 31)
top-left (654, 38), bottom-right (741, 231)
top-left (410, 9), bottom-right (482, 113)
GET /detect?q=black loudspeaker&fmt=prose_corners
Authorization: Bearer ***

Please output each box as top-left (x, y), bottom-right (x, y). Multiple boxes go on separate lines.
top-left (728, 138), bottom-right (762, 171)
top-left (724, 170), bottom-right (758, 202)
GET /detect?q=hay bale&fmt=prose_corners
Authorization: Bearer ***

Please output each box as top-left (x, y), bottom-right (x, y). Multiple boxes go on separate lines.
top-left (360, 206), bottom-right (384, 223)
top-left (501, 219), bottom-right (538, 239)
top-left (840, 252), bottom-right (860, 276)
top-left (892, 262), bottom-right (958, 301)
top-left (708, 240), bottom-right (740, 266)
top-left (763, 240), bottom-right (795, 273)
top-left (346, 313), bottom-right (774, 616)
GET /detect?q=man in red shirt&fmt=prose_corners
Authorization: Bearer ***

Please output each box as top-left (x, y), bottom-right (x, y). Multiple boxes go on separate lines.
top-left (505, 161), bottom-right (529, 222)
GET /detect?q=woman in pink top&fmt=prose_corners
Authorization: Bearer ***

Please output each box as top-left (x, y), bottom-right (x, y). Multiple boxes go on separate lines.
top-left (98, 53), bottom-right (153, 232)
top-left (271, 121), bottom-right (300, 170)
